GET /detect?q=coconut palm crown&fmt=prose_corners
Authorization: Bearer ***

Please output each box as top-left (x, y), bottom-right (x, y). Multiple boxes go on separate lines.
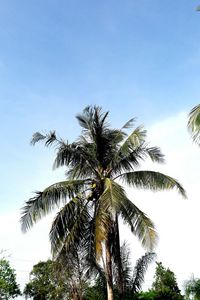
top-left (21, 106), bottom-right (186, 300)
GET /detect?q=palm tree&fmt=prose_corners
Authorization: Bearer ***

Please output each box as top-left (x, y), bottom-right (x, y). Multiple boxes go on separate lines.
top-left (185, 276), bottom-right (200, 300)
top-left (21, 106), bottom-right (186, 300)
top-left (188, 104), bottom-right (200, 144)
top-left (85, 242), bottom-right (156, 300)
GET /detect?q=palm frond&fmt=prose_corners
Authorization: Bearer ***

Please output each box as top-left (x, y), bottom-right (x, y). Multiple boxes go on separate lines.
top-left (21, 180), bottom-right (89, 232)
top-left (119, 126), bottom-right (147, 155)
top-left (145, 146), bottom-right (165, 163)
top-left (119, 241), bottom-right (132, 287)
top-left (100, 180), bottom-right (158, 250)
top-left (53, 141), bottom-right (99, 178)
top-left (94, 202), bottom-right (111, 261)
top-left (50, 198), bottom-right (90, 256)
top-left (109, 118), bottom-right (135, 148)
top-left (76, 105), bottom-right (109, 133)
top-left (132, 252), bottom-right (156, 293)
top-left (188, 104), bottom-right (200, 144)
top-left (119, 196), bottom-right (158, 250)
top-left (121, 118), bottom-right (136, 130)
top-left (100, 178), bottom-right (126, 213)
top-left (118, 171), bottom-right (186, 198)
top-left (111, 145), bottom-right (164, 177)
top-left (94, 179), bottom-right (123, 260)
top-left (31, 131), bottom-right (60, 147)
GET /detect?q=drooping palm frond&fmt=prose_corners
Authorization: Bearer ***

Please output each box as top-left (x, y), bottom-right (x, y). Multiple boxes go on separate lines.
top-left (100, 178), bottom-right (126, 213)
top-left (119, 195), bottom-right (158, 250)
top-left (118, 171), bottom-right (186, 198)
top-left (145, 146), bottom-right (165, 163)
top-left (188, 104), bottom-right (200, 144)
top-left (83, 216), bottom-right (102, 277)
top-left (131, 252), bottom-right (156, 293)
top-left (119, 241), bottom-right (132, 288)
top-left (50, 197), bottom-right (90, 256)
top-left (94, 201), bottom-right (111, 261)
top-left (99, 179), bottom-right (157, 250)
top-left (21, 179), bottom-right (89, 232)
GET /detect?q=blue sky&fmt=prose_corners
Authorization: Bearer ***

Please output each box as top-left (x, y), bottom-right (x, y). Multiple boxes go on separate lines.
top-left (1, 1), bottom-right (200, 124)
top-left (1, 1), bottom-right (200, 294)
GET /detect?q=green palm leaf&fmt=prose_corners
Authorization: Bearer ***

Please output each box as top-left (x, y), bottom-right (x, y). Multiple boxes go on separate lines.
top-left (31, 131), bottom-right (61, 147)
top-left (111, 145), bottom-right (164, 177)
top-left (115, 127), bottom-right (147, 161)
top-left (119, 196), bottom-right (157, 250)
top-left (132, 252), bottom-right (156, 293)
top-left (100, 179), bottom-right (157, 250)
top-left (50, 198), bottom-right (90, 256)
top-left (94, 201), bottom-right (111, 261)
top-left (100, 178), bottom-right (125, 212)
top-left (188, 104), bottom-right (200, 144)
top-left (21, 180), bottom-right (89, 232)
top-left (118, 171), bottom-right (186, 198)
top-left (53, 142), bottom-right (99, 179)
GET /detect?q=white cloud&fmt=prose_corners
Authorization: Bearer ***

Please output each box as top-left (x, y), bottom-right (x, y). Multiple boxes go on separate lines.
top-left (1, 111), bottom-right (199, 297)
top-left (123, 112), bottom-right (200, 291)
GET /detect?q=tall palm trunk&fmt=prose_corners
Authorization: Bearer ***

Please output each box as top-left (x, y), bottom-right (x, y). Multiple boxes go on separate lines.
top-left (105, 238), bottom-right (114, 300)
top-left (114, 214), bottom-right (124, 300)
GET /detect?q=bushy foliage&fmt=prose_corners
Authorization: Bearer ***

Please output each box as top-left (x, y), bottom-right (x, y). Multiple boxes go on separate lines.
top-left (84, 277), bottom-right (107, 300)
top-left (0, 259), bottom-right (21, 299)
top-left (24, 260), bottom-right (68, 300)
top-left (184, 276), bottom-right (200, 299)
top-left (24, 248), bottom-right (92, 300)
top-left (136, 262), bottom-right (184, 300)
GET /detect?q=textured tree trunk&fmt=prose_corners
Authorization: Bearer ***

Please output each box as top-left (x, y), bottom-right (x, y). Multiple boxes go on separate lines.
top-left (115, 214), bottom-right (124, 300)
top-left (105, 239), bottom-right (114, 300)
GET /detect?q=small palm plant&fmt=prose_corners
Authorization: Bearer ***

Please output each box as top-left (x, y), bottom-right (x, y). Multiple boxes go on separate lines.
top-left (21, 106), bottom-right (186, 300)
top-left (116, 242), bottom-right (156, 299)
top-left (85, 242), bottom-right (156, 300)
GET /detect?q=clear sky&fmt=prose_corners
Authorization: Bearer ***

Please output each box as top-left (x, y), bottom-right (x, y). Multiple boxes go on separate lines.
top-left (1, 1), bottom-right (200, 298)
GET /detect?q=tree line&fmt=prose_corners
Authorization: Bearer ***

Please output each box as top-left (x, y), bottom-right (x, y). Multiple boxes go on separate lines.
top-left (1, 253), bottom-right (200, 299)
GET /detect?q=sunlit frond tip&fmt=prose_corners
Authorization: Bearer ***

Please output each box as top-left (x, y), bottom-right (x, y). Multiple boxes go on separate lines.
top-left (188, 104), bottom-right (200, 144)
